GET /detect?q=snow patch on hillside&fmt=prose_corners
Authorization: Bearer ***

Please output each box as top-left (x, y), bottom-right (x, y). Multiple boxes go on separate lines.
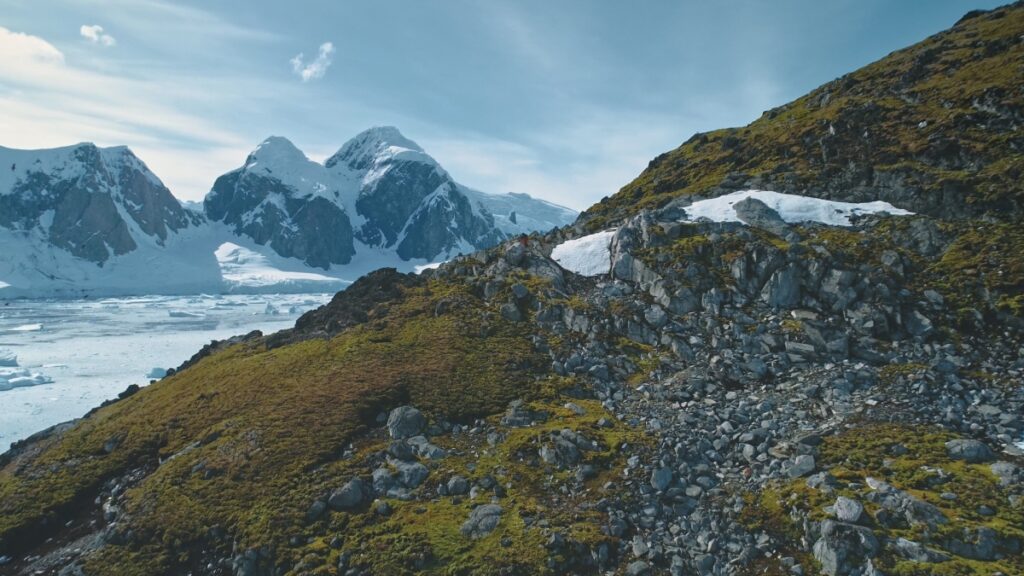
top-left (684, 190), bottom-right (913, 226)
top-left (551, 229), bottom-right (617, 277)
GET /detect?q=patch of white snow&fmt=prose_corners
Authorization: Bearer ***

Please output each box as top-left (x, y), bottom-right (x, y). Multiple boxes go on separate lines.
top-left (683, 190), bottom-right (913, 227)
top-left (551, 229), bottom-right (617, 277)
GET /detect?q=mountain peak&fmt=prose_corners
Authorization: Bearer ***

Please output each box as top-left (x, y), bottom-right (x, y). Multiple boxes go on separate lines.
top-left (326, 126), bottom-right (431, 172)
top-left (351, 126), bottom-right (422, 152)
top-left (245, 136), bottom-right (308, 168)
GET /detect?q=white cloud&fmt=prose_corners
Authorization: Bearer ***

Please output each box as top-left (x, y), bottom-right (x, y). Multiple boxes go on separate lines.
top-left (80, 24), bottom-right (116, 47)
top-left (0, 26), bottom-right (263, 200)
top-left (0, 26), bottom-right (65, 65)
top-left (290, 42), bottom-right (335, 82)
top-left (417, 108), bottom-right (686, 211)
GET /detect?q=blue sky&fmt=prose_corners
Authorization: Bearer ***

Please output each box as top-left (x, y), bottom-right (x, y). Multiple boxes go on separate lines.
top-left (0, 0), bottom-right (1005, 209)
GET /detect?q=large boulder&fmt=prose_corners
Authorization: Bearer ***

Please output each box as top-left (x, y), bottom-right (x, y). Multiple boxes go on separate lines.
top-left (394, 461), bottom-right (430, 488)
top-left (461, 504), bottom-right (502, 539)
top-left (387, 406), bottom-right (426, 439)
top-left (328, 477), bottom-right (366, 511)
top-left (812, 520), bottom-right (880, 576)
top-left (833, 496), bottom-right (864, 523)
top-left (945, 439), bottom-right (995, 463)
top-left (761, 264), bottom-right (802, 309)
top-left (733, 196), bottom-right (791, 237)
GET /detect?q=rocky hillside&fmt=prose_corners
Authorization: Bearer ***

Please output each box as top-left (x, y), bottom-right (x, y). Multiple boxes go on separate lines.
top-left (207, 127), bottom-right (576, 268)
top-left (582, 2), bottom-right (1024, 229)
top-left (1, 5), bottom-right (1022, 576)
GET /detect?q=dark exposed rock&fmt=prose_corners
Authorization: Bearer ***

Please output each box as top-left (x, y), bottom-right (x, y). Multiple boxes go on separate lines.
top-left (812, 520), bottom-right (880, 576)
top-left (733, 196), bottom-right (792, 237)
top-left (944, 439), bottom-right (995, 463)
top-left (461, 504), bottom-right (502, 539)
top-left (328, 477), bottom-right (367, 511)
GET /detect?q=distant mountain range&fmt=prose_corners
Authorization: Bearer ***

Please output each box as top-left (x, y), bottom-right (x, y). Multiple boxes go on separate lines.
top-left (0, 127), bottom-right (576, 297)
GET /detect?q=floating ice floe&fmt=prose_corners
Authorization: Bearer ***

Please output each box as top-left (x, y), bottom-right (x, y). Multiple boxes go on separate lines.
top-left (168, 310), bottom-right (206, 318)
top-left (0, 349), bottom-right (17, 367)
top-left (9, 323), bottom-right (43, 332)
top-left (146, 367), bottom-right (167, 379)
top-left (0, 368), bottom-right (53, 391)
top-left (682, 190), bottom-right (913, 227)
top-left (551, 229), bottom-right (618, 277)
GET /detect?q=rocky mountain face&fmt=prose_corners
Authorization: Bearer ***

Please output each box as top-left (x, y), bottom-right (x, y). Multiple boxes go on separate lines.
top-left (208, 127), bottom-right (571, 268)
top-left (205, 137), bottom-right (357, 269)
top-left (582, 2), bottom-right (1024, 229)
top-left (0, 130), bottom-right (576, 295)
top-left (1, 5), bottom-right (1022, 576)
top-left (0, 143), bottom-right (198, 264)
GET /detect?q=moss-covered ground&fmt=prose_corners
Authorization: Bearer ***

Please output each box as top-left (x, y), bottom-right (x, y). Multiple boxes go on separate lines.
top-left (582, 4), bottom-right (1024, 229)
top-left (740, 424), bottom-right (1023, 576)
top-left (0, 279), bottom-right (552, 573)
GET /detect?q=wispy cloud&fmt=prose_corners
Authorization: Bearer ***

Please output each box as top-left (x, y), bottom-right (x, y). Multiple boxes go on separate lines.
top-left (0, 25), bottom-right (263, 199)
top-left (290, 42), bottom-right (335, 82)
top-left (79, 24), bottom-right (116, 46)
top-left (421, 107), bottom-right (684, 211)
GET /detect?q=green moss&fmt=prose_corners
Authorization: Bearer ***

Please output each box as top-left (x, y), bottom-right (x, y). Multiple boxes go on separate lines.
top-left (781, 319), bottom-right (803, 334)
top-left (878, 363), bottom-right (927, 385)
top-left (741, 424), bottom-right (1024, 576)
top-left (0, 279), bottom-right (548, 572)
top-left (582, 4), bottom-right (1024, 227)
top-left (324, 399), bottom-right (648, 575)
top-left (927, 222), bottom-right (1024, 316)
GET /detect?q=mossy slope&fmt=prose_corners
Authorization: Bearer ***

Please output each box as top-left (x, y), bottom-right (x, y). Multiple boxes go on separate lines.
top-left (742, 424), bottom-right (1024, 576)
top-left (583, 2), bottom-right (1024, 228)
top-left (0, 279), bottom-right (547, 573)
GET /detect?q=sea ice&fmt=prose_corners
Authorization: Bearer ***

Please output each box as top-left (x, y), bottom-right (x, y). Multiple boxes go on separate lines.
top-left (0, 368), bottom-right (52, 391)
top-left (0, 292), bottom-right (331, 450)
top-left (168, 310), bottom-right (206, 318)
top-left (0, 350), bottom-right (16, 367)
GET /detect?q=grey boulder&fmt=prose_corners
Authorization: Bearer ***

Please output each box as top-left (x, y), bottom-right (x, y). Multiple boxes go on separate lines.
top-left (461, 504), bottom-right (502, 539)
top-left (945, 439), bottom-right (995, 463)
top-left (328, 477), bottom-right (366, 511)
top-left (387, 406), bottom-right (426, 439)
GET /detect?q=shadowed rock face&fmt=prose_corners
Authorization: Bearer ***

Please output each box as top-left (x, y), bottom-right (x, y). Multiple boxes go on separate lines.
top-left (354, 159), bottom-right (449, 249)
top-left (0, 143), bottom-right (194, 264)
top-left (208, 128), bottom-right (535, 268)
top-left (394, 182), bottom-right (503, 261)
top-left (49, 187), bottom-right (137, 262)
top-left (206, 170), bottom-right (356, 269)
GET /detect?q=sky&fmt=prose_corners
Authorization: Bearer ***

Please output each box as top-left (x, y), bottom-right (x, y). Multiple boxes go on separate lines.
top-left (0, 0), bottom-right (1007, 210)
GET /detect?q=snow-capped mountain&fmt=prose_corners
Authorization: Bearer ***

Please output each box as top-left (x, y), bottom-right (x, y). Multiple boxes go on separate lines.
top-left (0, 129), bottom-right (577, 297)
top-left (207, 127), bottom-right (574, 268)
top-left (0, 143), bottom-right (349, 297)
top-left (0, 143), bottom-right (199, 264)
top-left (205, 136), bottom-right (357, 269)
